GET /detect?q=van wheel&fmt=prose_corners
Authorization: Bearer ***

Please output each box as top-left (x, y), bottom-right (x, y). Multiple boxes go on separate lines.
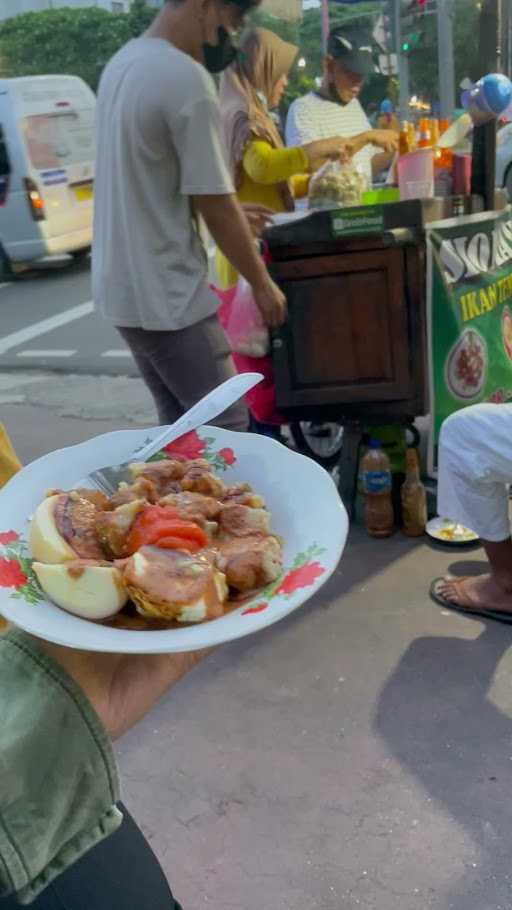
top-left (0, 245), bottom-right (12, 281)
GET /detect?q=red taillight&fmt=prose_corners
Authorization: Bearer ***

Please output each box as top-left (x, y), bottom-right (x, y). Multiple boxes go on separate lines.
top-left (24, 177), bottom-right (46, 221)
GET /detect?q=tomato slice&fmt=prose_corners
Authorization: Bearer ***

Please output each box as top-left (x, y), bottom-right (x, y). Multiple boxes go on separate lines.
top-left (156, 536), bottom-right (202, 553)
top-left (126, 505), bottom-right (207, 554)
top-left (136, 504), bottom-right (179, 528)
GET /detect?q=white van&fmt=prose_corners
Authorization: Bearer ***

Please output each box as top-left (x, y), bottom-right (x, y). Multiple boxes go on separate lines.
top-left (0, 75), bottom-right (96, 276)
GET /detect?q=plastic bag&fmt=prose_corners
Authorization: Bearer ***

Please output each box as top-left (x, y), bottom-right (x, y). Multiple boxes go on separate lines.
top-left (308, 160), bottom-right (368, 210)
top-left (216, 278), bottom-right (269, 358)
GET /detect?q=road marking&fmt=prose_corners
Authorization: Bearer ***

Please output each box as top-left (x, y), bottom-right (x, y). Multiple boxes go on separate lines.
top-left (0, 283), bottom-right (11, 291)
top-left (101, 349), bottom-right (131, 358)
top-left (17, 349), bottom-right (77, 358)
top-left (0, 300), bottom-right (94, 355)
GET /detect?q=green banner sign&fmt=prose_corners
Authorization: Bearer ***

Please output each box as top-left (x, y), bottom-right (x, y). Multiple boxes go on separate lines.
top-left (331, 205), bottom-right (384, 238)
top-left (427, 208), bottom-right (512, 473)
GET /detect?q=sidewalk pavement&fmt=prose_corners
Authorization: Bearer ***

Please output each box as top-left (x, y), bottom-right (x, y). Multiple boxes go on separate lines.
top-left (1, 371), bottom-right (155, 464)
top-left (3, 370), bottom-right (512, 910)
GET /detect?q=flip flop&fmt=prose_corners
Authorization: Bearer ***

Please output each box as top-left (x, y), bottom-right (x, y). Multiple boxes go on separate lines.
top-left (430, 576), bottom-right (512, 625)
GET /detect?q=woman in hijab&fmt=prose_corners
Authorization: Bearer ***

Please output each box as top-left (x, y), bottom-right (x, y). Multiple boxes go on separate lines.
top-left (217, 27), bottom-right (351, 289)
top-left (215, 28), bottom-right (350, 438)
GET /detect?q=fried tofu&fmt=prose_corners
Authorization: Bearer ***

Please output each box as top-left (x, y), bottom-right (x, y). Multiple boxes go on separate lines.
top-left (216, 534), bottom-right (282, 593)
top-left (129, 459), bottom-right (186, 497)
top-left (218, 504), bottom-right (270, 538)
top-left (158, 491), bottom-right (222, 523)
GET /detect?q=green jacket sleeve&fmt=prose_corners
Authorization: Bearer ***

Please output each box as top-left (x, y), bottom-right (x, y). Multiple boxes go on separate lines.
top-left (0, 630), bottom-right (122, 905)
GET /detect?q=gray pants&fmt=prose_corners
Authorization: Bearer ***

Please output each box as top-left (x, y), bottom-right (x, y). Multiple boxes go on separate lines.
top-left (118, 315), bottom-right (248, 431)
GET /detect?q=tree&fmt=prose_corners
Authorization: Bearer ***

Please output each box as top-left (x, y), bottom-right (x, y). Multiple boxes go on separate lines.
top-left (406, 0), bottom-right (480, 102)
top-left (128, 0), bottom-right (158, 36)
top-left (0, 0), bottom-right (480, 109)
top-left (0, 7), bottom-right (132, 89)
top-left (0, 1), bottom-right (158, 91)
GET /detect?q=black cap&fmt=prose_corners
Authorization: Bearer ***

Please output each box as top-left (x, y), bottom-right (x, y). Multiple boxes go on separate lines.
top-left (327, 28), bottom-right (375, 76)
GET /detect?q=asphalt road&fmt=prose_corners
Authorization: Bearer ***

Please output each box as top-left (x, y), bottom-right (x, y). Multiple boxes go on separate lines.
top-left (0, 259), bottom-right (138, 376)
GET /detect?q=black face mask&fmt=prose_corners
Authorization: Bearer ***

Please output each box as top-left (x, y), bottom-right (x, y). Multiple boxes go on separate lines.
top-left (203, 26), bottom-right (237, 73)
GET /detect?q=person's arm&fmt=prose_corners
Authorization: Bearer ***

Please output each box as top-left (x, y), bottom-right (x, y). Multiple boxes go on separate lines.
top-left (243, 139), bottom-right (308, 185)
top-left (37, 637), bottom-right (209, 741)
top-left (345, 129), bottom-right (399, 157)
top-left (0, 629), bottom-right (209, 904)
top-left (240, 203), bottom-right (274, 238)
top-left (242, 138), bottom-right (352, 187)
top-left (168, 78), bottom-right (286, 328)
top-left (194, 193), bottom-right (286, 328)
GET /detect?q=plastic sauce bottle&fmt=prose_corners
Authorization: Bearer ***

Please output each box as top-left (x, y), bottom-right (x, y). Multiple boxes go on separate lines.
top-left (361, 440), bottom-right (394, 538)
top-left (417, 117), bottom-right (432, 148)
top-left (432, 117), bottom-right (453, 196)
top-left (407, 121), bottom-right (417, 152)
top-left (438, 117), bottom-right (450, 138)
top-left (400, 448), bottom-right (427, 537)
top-left (399, 121), bottom-right (410, 156)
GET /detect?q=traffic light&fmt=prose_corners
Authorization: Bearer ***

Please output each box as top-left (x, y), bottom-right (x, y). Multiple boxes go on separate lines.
top-left (400, 0), bottom-right (426, 54)
top-left (401, 32), bottom-right (420, 53)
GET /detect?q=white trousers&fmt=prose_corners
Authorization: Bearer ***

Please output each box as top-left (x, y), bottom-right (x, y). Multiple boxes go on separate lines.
top-left (437, 403), bottom-right (512, 542)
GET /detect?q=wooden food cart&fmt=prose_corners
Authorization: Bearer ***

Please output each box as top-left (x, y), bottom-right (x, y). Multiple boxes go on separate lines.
top-left (266, 194), bottom-right (507, 512)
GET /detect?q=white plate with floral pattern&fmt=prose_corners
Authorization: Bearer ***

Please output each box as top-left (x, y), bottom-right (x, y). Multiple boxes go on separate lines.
top-left (0, 427), bottom-right (347, 653)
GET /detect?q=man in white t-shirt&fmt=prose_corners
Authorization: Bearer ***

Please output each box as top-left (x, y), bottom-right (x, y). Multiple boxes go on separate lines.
top-left (93, 0), bottom-right (285, 431)
top-left (286, 27), bottom-right (398, 183)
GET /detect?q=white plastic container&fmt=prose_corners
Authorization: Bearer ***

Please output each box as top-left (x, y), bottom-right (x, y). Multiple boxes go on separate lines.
top-left (397, 148), bottom-right (435, 200)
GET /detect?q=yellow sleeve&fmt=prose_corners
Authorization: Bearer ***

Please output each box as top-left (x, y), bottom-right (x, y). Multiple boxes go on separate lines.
top-left (291, 173), bottom-right (310, 199)
top-left (242, 140), bottom-right (308, 186)
top-left (0, 424), bottom-right (21, 489)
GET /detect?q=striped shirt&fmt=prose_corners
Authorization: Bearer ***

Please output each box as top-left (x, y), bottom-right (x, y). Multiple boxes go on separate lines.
top-left (285, 92), bottom-right (375, 182)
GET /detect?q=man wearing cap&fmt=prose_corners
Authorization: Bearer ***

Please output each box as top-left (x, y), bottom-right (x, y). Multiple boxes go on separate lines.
top-left (286, 27), bottom-right (398, 182)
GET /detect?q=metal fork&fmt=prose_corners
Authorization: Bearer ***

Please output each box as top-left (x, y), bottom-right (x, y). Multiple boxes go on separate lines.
top-left (85, 372), bottom-right (263, 496)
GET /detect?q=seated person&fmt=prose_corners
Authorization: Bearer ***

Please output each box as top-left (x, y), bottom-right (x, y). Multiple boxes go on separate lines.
top-left (285, 27), bottom-right (398, 183)
top-left (431, 403), bottom-right (512, 622)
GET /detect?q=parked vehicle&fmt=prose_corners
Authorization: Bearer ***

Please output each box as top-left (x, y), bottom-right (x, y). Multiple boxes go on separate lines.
top-left (0, 75), bottom-right (95, 277)
top-left (497, 121), bottom-right (512, 201)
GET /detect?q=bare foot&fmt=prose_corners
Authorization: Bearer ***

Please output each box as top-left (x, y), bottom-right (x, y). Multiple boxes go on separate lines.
top-left (438, 574), bottom-right (512, 614)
